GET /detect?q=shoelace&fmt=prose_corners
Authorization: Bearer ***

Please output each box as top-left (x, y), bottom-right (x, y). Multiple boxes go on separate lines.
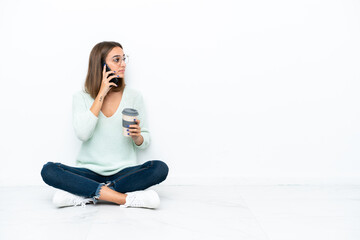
top-left (126, 194), bottom-right (144, 207)
top-left (73, 197), bottom-right (92, 208)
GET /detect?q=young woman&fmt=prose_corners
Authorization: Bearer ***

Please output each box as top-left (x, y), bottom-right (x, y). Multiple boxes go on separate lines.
top-left (41, 41), bottom-right (169, 209)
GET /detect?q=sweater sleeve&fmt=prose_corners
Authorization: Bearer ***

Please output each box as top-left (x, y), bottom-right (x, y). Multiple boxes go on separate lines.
top-left (133, 93), bottom-right (151, 150)
top-left (72, 92), bottom-right (99, 142)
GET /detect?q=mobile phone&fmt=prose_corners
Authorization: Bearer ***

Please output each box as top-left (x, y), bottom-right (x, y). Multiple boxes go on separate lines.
top-left (102, 61), bottom-right (120, 85)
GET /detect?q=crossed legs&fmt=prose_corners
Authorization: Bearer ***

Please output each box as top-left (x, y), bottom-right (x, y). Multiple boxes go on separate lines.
top-left (41, 160), bottom-right (169, 205)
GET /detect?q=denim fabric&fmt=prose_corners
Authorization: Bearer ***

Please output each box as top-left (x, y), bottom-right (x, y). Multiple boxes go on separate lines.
top-left (41, 160), bottom-right (169, 203)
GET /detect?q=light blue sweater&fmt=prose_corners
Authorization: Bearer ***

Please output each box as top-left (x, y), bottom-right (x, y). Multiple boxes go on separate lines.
top-left (72, 86), bottom-right (150, 176)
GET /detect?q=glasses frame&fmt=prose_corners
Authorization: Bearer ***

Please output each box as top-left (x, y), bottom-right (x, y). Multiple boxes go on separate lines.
top-left (111, 54), bottom-right (129, 65)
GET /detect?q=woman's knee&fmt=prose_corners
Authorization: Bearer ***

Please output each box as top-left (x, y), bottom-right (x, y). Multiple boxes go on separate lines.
top-left (40, 162), bottom-right (58, 185)
top-left (152, 160), bottom-right (169, 182)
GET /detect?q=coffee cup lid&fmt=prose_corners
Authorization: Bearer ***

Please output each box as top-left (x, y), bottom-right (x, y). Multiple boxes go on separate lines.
top-left (122, 108), bottom-right (139, 116)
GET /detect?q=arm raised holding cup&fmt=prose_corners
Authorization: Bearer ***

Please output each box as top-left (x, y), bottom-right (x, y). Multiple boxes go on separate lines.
top-left (122, 108), bottom-right (144, 146)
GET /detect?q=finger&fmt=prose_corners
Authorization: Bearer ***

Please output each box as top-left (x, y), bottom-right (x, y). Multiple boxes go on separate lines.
top-left (127, 129), bottom-right (141, 136)
top-left (128, 124), bottom-right (139, 129)
top-left (107, 74), bottom-right (120, 81)
top-left (128, 128), bottom-right (140, 133)
top-left (105, 70), bottom-right (117, 76)
top-left (129, 132), bottom-right (141, 136)
top-left (129, 120), bottom-right (140, 127)
top-left (127, 128), bottom-right (141, 132)
top-left (109, 83), bottom-right (118, 88)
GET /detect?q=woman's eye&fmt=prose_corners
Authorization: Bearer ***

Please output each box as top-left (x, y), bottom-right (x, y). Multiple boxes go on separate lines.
top-left (113, 58), bottom-right (119, 62)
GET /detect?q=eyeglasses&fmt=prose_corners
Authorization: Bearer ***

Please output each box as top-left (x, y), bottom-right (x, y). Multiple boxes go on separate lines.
top-left (111, 54), bottom-right (129, 65)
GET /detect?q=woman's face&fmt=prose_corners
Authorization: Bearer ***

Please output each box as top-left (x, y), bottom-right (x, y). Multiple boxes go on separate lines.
top-left (105, 47), bottom-right (126, 78)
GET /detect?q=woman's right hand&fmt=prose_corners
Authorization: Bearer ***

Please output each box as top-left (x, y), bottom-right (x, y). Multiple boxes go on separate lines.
top-left (98, 64), bottom-right (119, 97)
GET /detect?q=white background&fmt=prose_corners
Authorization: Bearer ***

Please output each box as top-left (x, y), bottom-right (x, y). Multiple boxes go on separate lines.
top-left (0, 0), bottom-right (359, 186)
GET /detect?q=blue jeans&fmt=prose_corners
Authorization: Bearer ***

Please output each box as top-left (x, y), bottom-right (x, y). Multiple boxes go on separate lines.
top-left (41, 160), bottom-right (169, 203)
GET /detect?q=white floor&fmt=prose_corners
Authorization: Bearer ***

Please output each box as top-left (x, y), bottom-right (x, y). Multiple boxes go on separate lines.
top-left (1, 185), bottom-right (359, 240)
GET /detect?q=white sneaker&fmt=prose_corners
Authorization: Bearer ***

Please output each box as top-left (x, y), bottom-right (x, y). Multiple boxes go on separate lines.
top-left (120, 189), bottom-right (160, 209)
top-left (52, 189), bottom-right (93, 208)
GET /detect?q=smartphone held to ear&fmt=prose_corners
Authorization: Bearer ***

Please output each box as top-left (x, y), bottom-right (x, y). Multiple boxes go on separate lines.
top-left (102, 61), bottom-right (121, 85)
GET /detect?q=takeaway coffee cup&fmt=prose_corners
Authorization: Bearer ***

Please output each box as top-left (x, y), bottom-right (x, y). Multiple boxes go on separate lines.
top-left (122, 108), bottom-right (139, 137)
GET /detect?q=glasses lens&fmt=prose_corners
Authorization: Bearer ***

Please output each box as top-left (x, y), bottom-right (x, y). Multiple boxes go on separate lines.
top-left (123, 55), bottom-right (129, 64)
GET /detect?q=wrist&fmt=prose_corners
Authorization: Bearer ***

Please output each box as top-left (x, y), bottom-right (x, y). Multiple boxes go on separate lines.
top-left (133, 135), bottom-right (144, 146)
top-left (97, 91), bottom-right (106, 102)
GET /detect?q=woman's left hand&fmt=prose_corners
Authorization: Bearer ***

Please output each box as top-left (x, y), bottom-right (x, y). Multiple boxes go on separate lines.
top-left (128, 119), bottom-right (144, 145)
